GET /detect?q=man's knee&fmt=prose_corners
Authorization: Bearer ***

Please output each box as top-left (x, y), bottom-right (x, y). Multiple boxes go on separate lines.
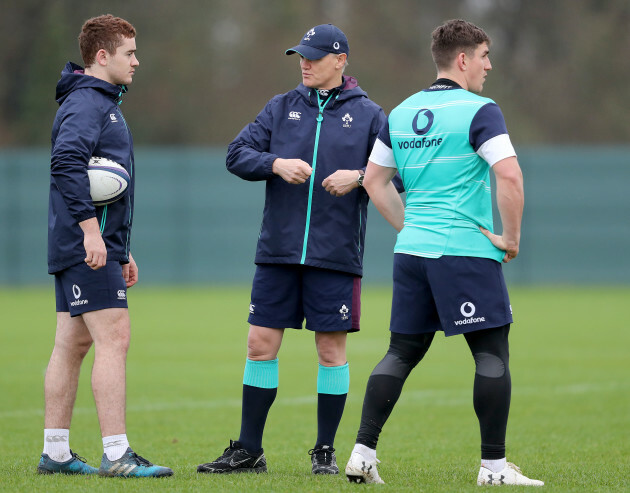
top-left (247, 338), bottom-right (268, 360)
top-left (54, 335), bottom-right (93, 360)
top-left (372, 332), bottom-right (434, 379)
top-left (473, 352), bottom-right (506, 378)
top-left (54, 313), bottom-right (93, 359)
top-left (315, 331), bottom-right (347, 366)
top-left (247, 325), bottom-right (283, 360)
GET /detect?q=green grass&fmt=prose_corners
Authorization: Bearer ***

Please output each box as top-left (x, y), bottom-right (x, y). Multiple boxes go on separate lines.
top-left (0, 285), bottom-right (628, 492)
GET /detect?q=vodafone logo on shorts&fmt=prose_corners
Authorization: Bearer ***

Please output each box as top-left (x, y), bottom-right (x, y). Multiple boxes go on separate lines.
top-left (460, 302), bottom-right (476, 317)
top-left (454, 301), bottom-right (485, 326)
top-left (70, 284), bottom-right (88, 307)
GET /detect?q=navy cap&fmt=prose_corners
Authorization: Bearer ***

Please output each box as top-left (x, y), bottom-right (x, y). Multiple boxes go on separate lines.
top-left (285, 24), bottom-right (349, 60)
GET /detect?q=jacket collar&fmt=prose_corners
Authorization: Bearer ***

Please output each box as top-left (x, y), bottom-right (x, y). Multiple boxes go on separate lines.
top-left (56, 61), bottom-right (128, 105)
top-left (296, 75), bottom-right (366, 107)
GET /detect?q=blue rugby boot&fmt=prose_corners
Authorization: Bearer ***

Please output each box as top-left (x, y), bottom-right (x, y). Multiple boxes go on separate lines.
top-left (98, 447), bottom-right (173, 477)
top-left (37, 450), bottom-right (98, 475)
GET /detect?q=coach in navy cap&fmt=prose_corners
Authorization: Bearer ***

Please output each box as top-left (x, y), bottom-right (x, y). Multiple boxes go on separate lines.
top-left (285, 23), bottom-right (349, 59)
top-left (196, 20), bottom-right (401, 478)
top-left (197, 17), bottom-right (396, 474)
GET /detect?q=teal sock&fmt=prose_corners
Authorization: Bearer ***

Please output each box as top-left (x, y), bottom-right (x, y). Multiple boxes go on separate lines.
top-left (239, 359), bottom-right (278, 452)
top-left (316, 363), bottom-right (349, 447)
top-left (243, 358), bottom-right (279, 388)
top-left (317, 362), bottom-right (349, 395)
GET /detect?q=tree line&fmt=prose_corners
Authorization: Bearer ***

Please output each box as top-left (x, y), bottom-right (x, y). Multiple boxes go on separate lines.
top-left (1, 0), bottom-right (628, 147)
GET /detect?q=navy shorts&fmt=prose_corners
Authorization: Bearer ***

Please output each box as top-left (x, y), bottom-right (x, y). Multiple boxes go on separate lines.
top-left (248, 264), bottom-right (361, 332)
top-left (55, 261), bottom-right (128, 316)
top-left (390, 253), bottom-right (512, 337)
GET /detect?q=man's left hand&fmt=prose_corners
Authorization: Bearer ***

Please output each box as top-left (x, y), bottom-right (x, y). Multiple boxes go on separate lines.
top-left (122, 252), bottom-right (139, 288)
top-left (322, 169), bottom-right (361, 197)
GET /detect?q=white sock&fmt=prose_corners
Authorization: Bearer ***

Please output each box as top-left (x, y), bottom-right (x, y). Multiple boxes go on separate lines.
top-left (103, 434), bottom-right (130, 461)
top-left (352, 443), bottom-right (377, 462)
top-left (481, 458), bottom-right (507, 473)
top-left (43, 429), bottom-right (72, 462)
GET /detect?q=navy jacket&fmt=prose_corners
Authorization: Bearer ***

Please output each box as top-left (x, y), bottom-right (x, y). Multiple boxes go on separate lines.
top-left (48, 62), bottom-right (135, 274)
top-left (226, 76), bottom-right (386, 276)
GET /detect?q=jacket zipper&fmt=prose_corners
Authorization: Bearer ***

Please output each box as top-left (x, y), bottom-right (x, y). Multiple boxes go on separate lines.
top-left (99, 205), bottom-right (108, 234)
top-left (358, 208), bottom-right (362, 255)
top-left (300, 91), bottom-right (335, 264)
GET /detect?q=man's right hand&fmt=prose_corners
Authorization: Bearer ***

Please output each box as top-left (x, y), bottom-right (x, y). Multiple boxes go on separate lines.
top-left (79, 217), bottom-right (107, 270)
top-left (272, 158), bottom-right (312, 184)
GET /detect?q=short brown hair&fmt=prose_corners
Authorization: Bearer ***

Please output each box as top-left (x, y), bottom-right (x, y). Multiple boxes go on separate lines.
top-left (78, 14), bottom-right (136, 67)
top-left (431, 19), bottom-right (490, 70)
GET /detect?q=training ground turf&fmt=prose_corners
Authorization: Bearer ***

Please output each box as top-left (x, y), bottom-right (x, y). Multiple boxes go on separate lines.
top-left (1, 285), bottom-right (628, 492)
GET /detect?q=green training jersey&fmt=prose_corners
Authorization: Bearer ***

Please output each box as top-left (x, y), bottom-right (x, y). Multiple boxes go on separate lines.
top-left (384, 81), bottom-right (513, 261)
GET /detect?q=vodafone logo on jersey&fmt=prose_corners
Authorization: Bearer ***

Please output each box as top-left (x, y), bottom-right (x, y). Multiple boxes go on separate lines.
top-left (396, 108), bottom-right (443, 150)
top-left (412, 109), bottom-right (434, 135)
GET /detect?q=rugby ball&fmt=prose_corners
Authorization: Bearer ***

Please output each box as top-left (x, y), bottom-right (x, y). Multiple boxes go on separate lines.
top-left (87, 157), bottom-right (130, 206)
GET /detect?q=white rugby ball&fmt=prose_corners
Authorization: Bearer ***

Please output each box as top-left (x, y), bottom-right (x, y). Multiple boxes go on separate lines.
top-left (87, 157), bottom-right (130, 206)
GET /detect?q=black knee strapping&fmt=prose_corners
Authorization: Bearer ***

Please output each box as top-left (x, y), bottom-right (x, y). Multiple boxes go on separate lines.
top-left (371, 332), bottom-right (434, 380)
top-left (465, 324), bottom-right (510, 378)
top-left (473, 352), bottom-right (505, 378)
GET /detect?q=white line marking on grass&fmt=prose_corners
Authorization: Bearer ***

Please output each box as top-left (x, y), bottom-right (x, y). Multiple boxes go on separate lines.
top-left (1, 381), bottom-right (626, 419)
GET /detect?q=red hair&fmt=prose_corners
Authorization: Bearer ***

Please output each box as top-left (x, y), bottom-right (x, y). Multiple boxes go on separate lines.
top-left (78, 14), bottom-right (136, 67)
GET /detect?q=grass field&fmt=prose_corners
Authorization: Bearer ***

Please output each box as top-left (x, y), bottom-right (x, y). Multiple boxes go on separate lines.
top-left (0, 285), bottom-right (628, 492)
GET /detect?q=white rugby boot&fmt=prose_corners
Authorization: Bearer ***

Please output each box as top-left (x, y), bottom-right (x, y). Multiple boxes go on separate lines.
top-left (477, 462), bottom-right (544, 486)
top-left (345, 449), bottom-right (384, 484)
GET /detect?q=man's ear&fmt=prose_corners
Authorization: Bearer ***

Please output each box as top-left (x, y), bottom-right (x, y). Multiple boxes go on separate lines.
top-left (336, 53), bottom-right (347, 69)
top-left (94, 48), bottom-right (109, 67)
top-left (456, 51), bottom-right (467, 71)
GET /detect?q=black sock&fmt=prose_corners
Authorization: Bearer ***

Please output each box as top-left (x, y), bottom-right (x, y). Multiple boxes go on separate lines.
top-left (355, 374), bottom-right (405, 449)
top-left (238, 384), bottom-right (277, 453)
top-left (316, 393), bottom-right (347, 448)
top-left (465, 325), bottom-right (511, 460)
top-left (474, 372), bottom-right (511, 459)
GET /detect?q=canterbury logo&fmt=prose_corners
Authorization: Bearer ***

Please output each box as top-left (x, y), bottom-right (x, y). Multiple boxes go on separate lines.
top-left (108, 463), bottom-right (137, 475)
top-left (45, 435), bottom-right (68, 442)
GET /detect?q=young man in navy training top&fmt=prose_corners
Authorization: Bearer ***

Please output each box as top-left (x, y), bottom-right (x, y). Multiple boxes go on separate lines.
top-left (344, 19), bottom-right (544, 487)
top-left (40, 14), bottom-right (172, 478)
top-left (197, 24), bottom-right (401, 475)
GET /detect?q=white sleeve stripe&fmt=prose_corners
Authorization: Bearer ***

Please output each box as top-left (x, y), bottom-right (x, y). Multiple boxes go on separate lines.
top-left (476, 134), bottom-right (516, 166)
top-left (369, 138), bottom-right (397, 168)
